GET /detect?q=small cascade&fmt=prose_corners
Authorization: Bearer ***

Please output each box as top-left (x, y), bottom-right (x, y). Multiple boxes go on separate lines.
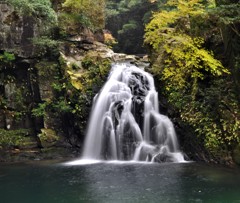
top-left (82, 63), bottom-right (185, 163)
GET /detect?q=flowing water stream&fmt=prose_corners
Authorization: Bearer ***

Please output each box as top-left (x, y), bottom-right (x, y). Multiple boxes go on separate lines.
top-left (82, 63), bottom-right (184, 163)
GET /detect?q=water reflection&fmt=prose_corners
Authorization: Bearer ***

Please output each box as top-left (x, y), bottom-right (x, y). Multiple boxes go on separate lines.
top-left (0, 162), bottom-right (239, 203)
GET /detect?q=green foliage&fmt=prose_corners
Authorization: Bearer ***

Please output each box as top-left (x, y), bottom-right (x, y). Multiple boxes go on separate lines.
top-left (106, 0), bottom-right (158, 17)
top-left (0, 52), bottom-right (15, 70)
top-left (145, 0), bottom-right (228, 93)
top-left (32, 36), bottom-right (59, 57)
top-left (32, 102), bottom-right (48, 117)
top-left (32, 53), bottom-right (111, 123)
top-left (0, 52), bottom-right (15, 63)
top-left (0, 129), bottom-right (31, 148)
top-left (51, 98), bottom-right (72, 113)
top-left (118, 20), bottom-right (138, 35)
top-left (106, 0), bottom-right (159, 53)
top-left (212, 3), bottom-right (240, 25)
top-left (6, 0), bottom-right (57, 25)
top-left (67, 54), bottom-right (111, 92)
top-left (62, 0), bottom-right (106, 30)
top-left (145, 0), bottom-right (240, 158)
top-left (58, 12), bottom-right (92, 35)
top-left (0, 51), bottom-right (16, 70)
top-left (57, 53), bottom-right (111, 121)
top-left (5, 0), bottom-right (58, 58)
top-left (180, 79), bottom-right (240, 152)
top-left (38, 128), bottom-right (59, 144)
top-left (32, 95), bottom-right (72, 118)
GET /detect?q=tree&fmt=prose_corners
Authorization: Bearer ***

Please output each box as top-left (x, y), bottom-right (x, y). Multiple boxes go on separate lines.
top-left (106, 0), bottom-right (160, 53)
top-left (6, 0), bottom-right (57, 26)
top-left (62, 0), bottom-right (106, 30)
top-left (144, 0), bottom-right (239, 161)
top-left (213, 0), bottom-right (240, 102)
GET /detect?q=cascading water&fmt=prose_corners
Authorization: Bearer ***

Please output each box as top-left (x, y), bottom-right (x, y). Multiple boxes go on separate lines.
top-left (82, 63), bottom-right (185, 163)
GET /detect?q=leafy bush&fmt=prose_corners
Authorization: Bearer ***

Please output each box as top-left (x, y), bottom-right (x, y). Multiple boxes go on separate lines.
top-left (32, 36), bottom-right (59, 57)
top-left (0, 51), bottom-right (15, 63)
top-left (32, 102), bottom-right (48, 117)
top-left (62, 0), bottom-right (106, 30)
top-left (6, 0), bottom-right (57, 25)
top-left (0, 129), bottom-right (31, 148)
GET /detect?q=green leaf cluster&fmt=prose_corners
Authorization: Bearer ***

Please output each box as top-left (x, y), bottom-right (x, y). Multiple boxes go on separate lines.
top-left (32, 36), bottom-right (59, 58)
top-left (212, 3), bottom-right (240, 25)
top-left (118, 20), bottom-right (138, 35)
top-left (6, 0), bottom-right (57, 25)
top-left (0, 51), bottom-right (16, 69)
top-left (0, 51), bottom-right (15, 63)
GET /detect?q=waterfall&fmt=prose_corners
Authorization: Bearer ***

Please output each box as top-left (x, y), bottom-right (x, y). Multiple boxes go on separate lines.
top-left (82, 63), bottom-right (185, 163)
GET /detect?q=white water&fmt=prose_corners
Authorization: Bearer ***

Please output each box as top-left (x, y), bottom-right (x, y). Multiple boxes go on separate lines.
top-left (81, 63), bottom-right (185, 163)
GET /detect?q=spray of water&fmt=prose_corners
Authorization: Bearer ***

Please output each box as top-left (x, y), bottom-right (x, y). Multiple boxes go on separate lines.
top-left (82, 63), bottom-right (185, 163)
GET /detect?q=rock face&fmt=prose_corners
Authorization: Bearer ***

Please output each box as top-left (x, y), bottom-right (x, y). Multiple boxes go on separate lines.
top-left (0, 2), bottom-right (115, 162)
top-left (0, 3), bottom-right (39, 57)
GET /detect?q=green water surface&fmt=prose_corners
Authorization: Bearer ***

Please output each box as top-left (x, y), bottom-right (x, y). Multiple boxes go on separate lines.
top-left (0, 161), bottom-right (239, 203)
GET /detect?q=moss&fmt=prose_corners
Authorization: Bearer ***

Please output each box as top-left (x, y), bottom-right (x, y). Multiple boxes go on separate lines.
top-left (60, 51), bottom-right (111, 92)
top-left (71, 54), bottom-right (111, 92)
top-left (38, 128), bottom-right (59, 148)
top-left (0, 129), bottom-right (36, 149)
top-left (35, 60), bottom-right (59, 77)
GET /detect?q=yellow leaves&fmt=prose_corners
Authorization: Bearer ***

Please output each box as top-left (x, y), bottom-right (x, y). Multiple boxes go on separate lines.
top-left (168, 0), bottom-right (205, 15)
top-left (196, 49), bottom-right (229, 76)
top-left (150, 31), bottom-right (228, 90)
top-left (145, 0), bottom-right (208, 51)
top-left (193, 37), bottom-right (204, 48)
top-left (104, 32), bottom-right (117, 47)
top-left (148, 0), bottom-right (157, 3)
top-left (156, 33), bottom-right (226, 94)
top-left (145, 0), bottom-right (239, 156)
top-left (61, 51), bottom-right (111, 93)
top-left (66, 70), bottom-right (84, 90)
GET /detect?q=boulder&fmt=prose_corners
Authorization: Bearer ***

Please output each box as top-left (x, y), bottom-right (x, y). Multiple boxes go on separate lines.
top-left (38, 128), bottom-right (59, 148)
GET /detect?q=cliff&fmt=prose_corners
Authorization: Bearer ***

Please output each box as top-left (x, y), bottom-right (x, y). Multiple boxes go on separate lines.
top-left (0, 2), bottom-right (114, 162)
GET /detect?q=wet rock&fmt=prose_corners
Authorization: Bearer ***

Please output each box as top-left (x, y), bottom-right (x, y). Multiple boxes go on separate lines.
top-left (112, 101), bottom-right (124, 127)
top-left (121, 121), bottom-right (138, 160)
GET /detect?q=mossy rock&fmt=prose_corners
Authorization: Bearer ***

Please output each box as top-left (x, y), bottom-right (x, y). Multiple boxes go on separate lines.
top-left (0, 129), bottom-right (37, 149)
top-left (233, 145), bottom-right (240, 165)
top-left (38, 128), bottom-right (59, 148)
top-left (35, 60), bottom-right (59, 77)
